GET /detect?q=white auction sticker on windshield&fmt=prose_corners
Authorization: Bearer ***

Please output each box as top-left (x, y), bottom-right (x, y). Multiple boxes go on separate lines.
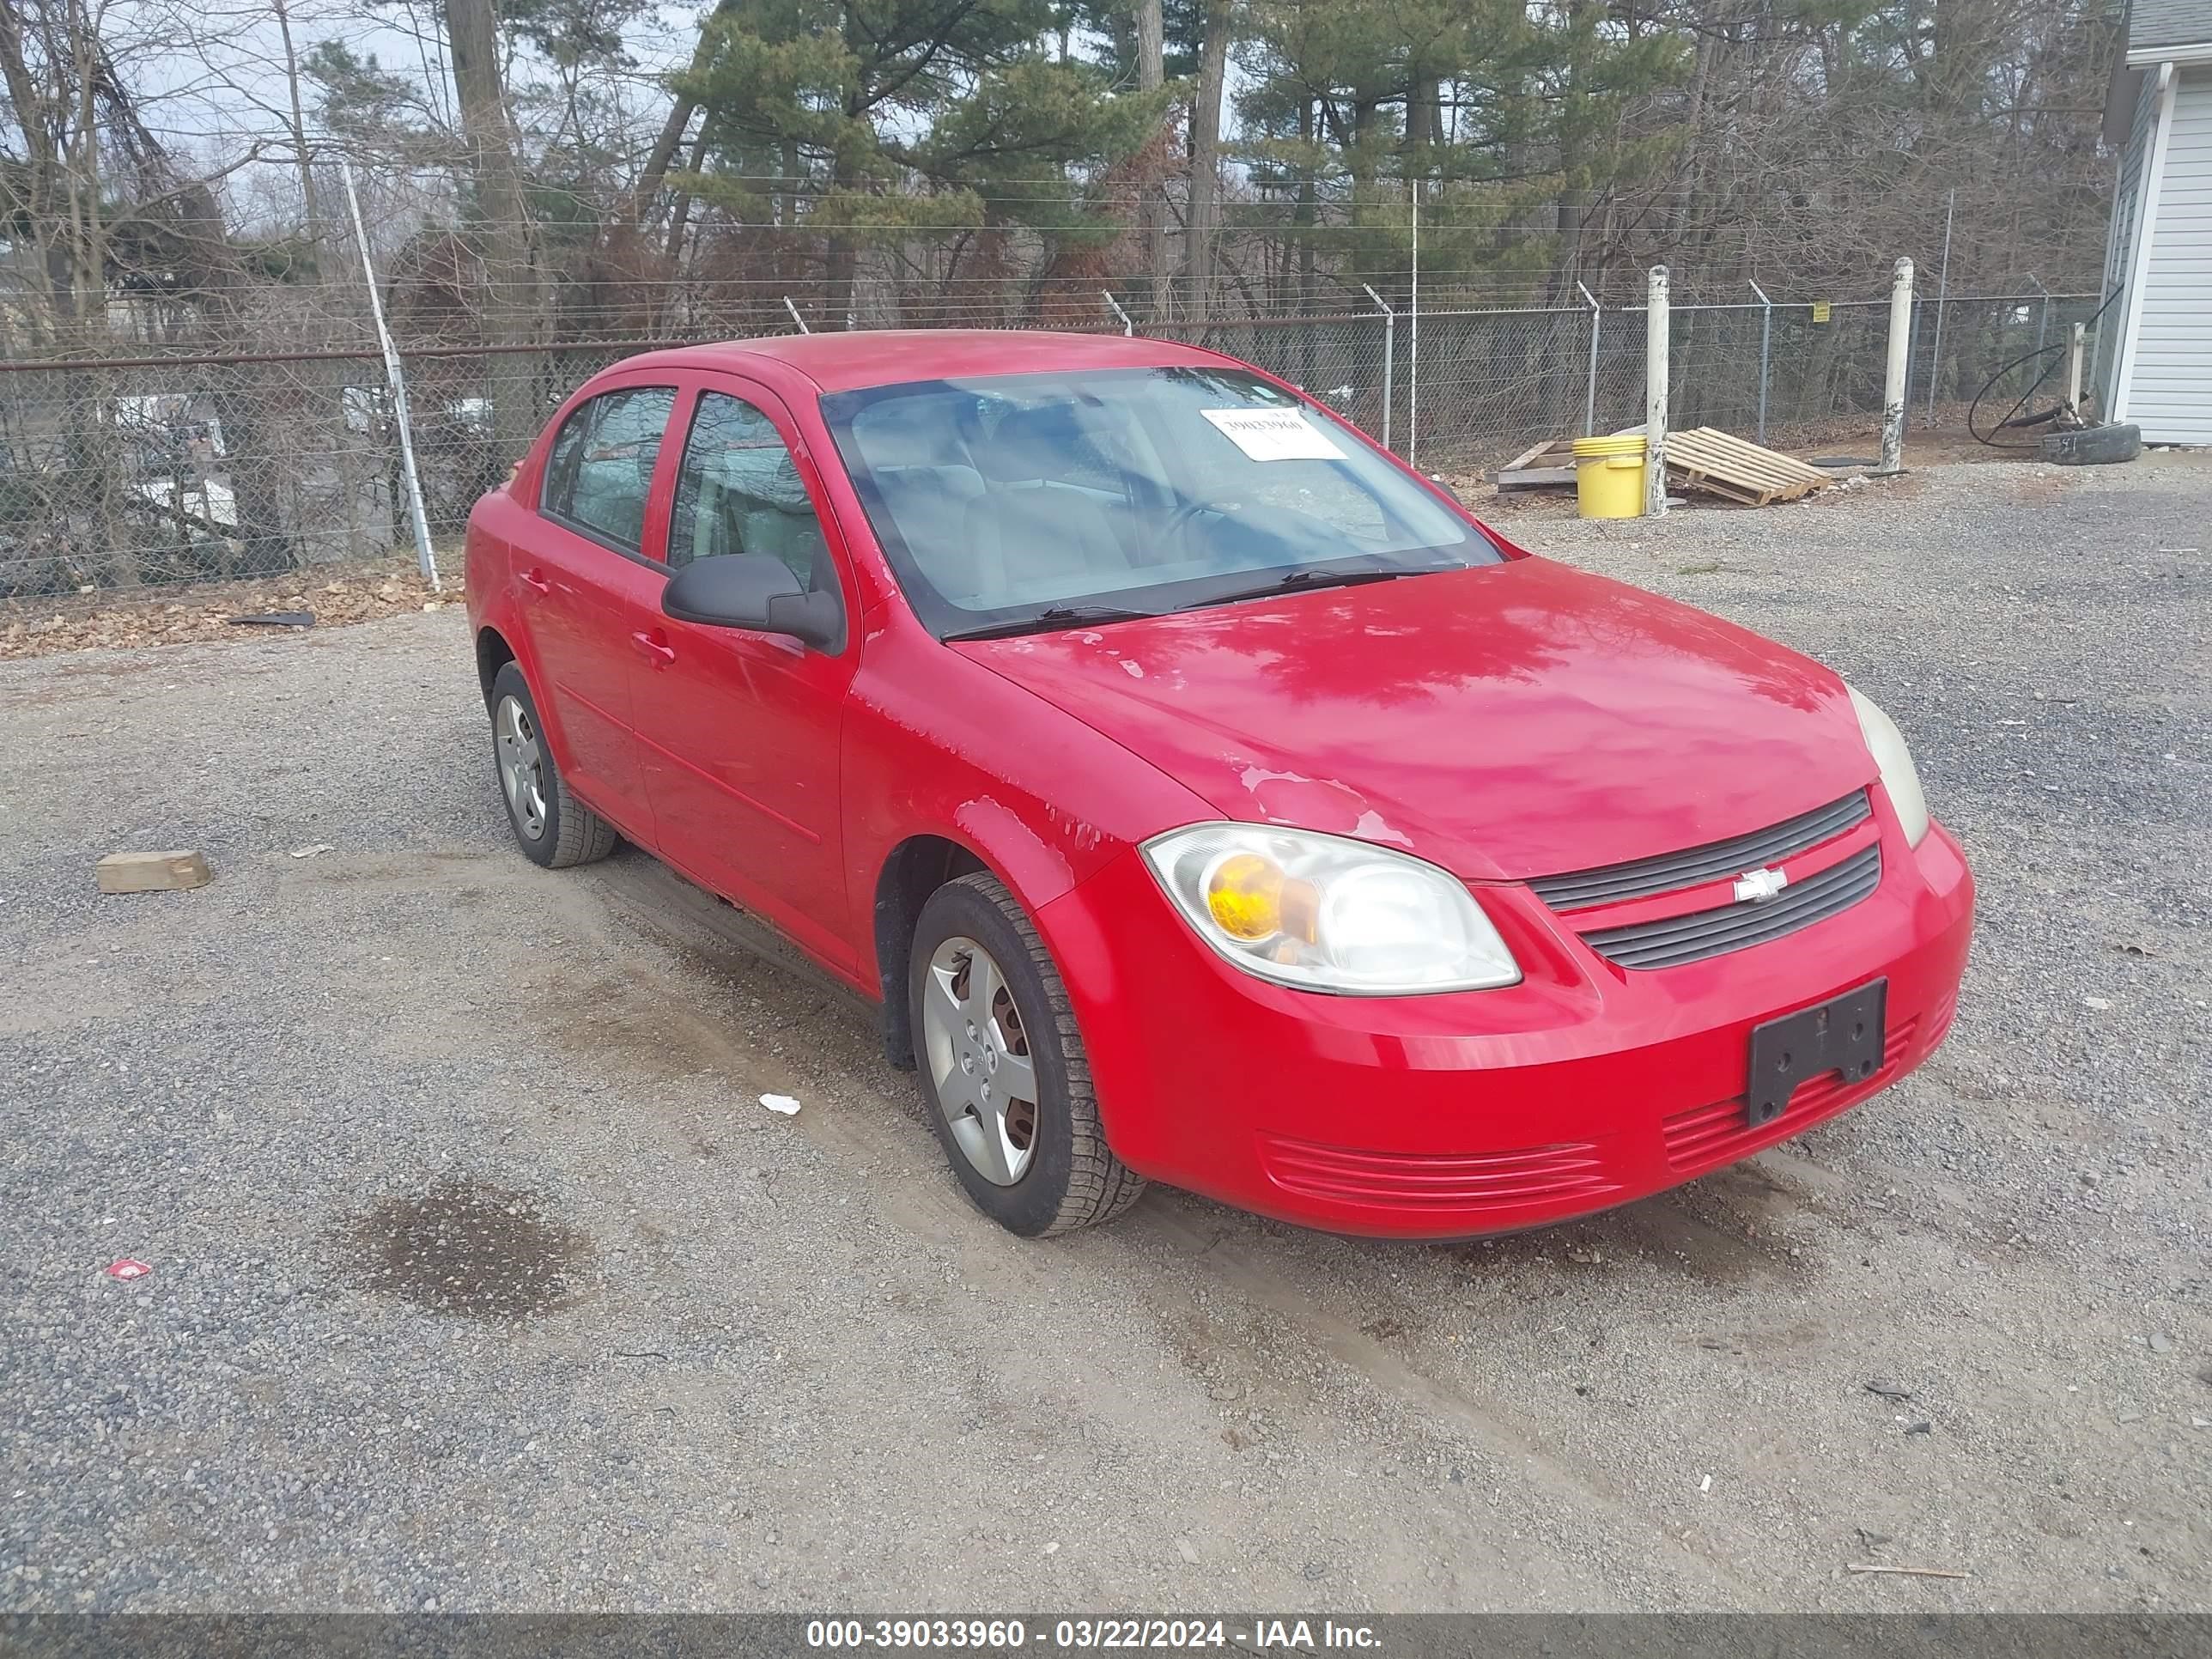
top-left (1200, 405), bottom-right (1346, 461)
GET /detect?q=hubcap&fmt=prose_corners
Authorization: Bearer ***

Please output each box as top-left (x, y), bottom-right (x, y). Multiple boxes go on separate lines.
top-left (921, 936), bottom-right (1039, 1186)
top-left (495, 694), bottom-right (548, 841)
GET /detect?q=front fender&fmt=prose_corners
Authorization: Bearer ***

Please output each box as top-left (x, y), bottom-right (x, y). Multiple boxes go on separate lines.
top-left (842, 608), bottom-right (1217, 1071)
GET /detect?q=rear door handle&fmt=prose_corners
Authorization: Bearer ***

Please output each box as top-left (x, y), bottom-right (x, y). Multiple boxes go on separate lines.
top-left (519, 568), bottom-right (552, 594)
top-left (630, 629), bottom-right (677, 667)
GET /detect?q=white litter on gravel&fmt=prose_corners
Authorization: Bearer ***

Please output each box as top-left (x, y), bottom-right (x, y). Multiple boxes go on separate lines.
top-left (759, 1093), bottom-right (801, 1115)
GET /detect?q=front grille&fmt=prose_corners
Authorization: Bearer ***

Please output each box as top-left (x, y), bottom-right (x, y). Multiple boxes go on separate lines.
top-left (1580, 844), bottom-right (1882, 969)
top-left (1258, 1134), bottom-right (1619, 1212)
top-left (1528, 791), bottom-right (1872, 912)
top-left (1662, 1016), bottom-right (1919, 1170)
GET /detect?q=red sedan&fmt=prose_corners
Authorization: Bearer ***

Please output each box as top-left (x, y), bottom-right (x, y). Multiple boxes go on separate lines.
top-left (464, 330), bottom-right (1973, 1239)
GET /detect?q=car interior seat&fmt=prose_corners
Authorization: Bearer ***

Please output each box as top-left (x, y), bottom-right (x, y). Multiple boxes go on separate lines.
top-left (964, 405), bottom-right (1137, 599)
top-left (853, 407), bottom-right (990, 600)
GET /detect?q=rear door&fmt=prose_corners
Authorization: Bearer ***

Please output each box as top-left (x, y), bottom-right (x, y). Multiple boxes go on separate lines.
top-left (522, 379), bottom-right (678, 824)
top-left (630, 376), bottom-right (861, 973)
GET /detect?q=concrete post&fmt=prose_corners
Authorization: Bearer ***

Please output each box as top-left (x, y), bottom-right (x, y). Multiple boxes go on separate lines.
top-left (1879, 257), bottom-right (1915, 475)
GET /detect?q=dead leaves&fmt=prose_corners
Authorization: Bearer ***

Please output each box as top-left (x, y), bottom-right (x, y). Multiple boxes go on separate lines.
top-left (0, 561), bottom-right (461, 661)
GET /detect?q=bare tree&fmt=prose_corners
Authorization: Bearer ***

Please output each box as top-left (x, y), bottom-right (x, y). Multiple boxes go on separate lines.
top-left (444, 0), bottom-right (545, 464)
top-left (1187, 0), bottom-right (1231, 318)
top-left (1135, 0), bottom-right (1169, 318)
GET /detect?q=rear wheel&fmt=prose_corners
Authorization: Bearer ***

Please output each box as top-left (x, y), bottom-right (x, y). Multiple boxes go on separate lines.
top-left (489, 660), bottom-right (617, 869)
top-left (909, 872), bottom-right (1145, 1237)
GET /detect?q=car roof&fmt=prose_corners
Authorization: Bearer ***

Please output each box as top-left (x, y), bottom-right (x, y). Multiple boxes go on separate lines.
top-left (619, 328), bottom-right (1232, 394)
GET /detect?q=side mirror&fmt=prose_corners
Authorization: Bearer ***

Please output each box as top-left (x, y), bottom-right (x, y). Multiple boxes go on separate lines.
top-left (662, 553), bottom-right (843, 651)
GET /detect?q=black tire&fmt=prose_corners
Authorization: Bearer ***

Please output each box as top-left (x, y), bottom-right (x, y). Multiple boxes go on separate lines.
top-left (488, 660), bottom-right (618, 869)
top-left (908, 872), bottom-right (1146, 1237)
top-left (2040, 422), bottom-right (2141, 466)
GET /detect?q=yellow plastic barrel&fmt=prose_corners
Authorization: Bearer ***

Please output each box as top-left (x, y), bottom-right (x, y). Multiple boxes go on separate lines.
top-left (1571, 434), bottom-right (1648, 519)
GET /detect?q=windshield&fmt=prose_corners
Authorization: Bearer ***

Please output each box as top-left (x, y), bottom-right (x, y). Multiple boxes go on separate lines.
top-left (818, 366), bottom-right (1502, 638)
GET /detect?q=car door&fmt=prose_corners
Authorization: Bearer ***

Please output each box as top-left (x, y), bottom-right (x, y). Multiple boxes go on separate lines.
top-left (523, 379), bottom-right (680, 826)
top-left (631, 378), bottom-right (861, 972)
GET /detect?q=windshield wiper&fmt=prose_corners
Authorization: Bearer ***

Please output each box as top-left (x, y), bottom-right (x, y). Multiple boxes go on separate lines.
top-left (1180, 566), bottom-right (1411, 611)
top-left (942, 604), bottom-right (1160, 642)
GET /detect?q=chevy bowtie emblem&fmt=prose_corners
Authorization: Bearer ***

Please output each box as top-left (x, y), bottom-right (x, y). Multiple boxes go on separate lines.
top-left (1734, 867), bottom-right (1790, 903)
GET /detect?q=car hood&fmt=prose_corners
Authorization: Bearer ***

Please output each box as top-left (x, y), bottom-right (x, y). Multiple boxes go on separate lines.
top-left (954, 558), bottom-right (1878, 883)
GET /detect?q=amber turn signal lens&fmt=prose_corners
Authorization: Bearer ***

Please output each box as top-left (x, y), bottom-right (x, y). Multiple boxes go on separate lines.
top-left (1206, 854), bottom-right (1324, 945)
top-left (1206, 853), bottom-right (1284, 939)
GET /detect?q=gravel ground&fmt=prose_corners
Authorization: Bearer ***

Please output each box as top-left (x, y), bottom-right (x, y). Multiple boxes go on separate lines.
top-left (2, 454), bottom-right (2207, 1613)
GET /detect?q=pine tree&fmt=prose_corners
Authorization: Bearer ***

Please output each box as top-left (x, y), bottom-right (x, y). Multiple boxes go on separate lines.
top-left (673, 0), bottom-right (1166, 326)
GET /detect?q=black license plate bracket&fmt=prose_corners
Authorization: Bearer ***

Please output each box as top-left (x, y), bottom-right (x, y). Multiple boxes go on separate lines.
top-left (1746, 979), bottom-right (1887, 1129)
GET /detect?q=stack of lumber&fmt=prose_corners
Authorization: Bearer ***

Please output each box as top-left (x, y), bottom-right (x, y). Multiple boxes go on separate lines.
top-left (1495, 438), bottom-right (1579, 489)
top-left (1493, 426), bottom-right (1834, 507)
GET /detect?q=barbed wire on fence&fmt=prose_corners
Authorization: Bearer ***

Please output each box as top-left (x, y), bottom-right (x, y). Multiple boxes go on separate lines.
top-left (0, 271), bottom-right (2102, 601)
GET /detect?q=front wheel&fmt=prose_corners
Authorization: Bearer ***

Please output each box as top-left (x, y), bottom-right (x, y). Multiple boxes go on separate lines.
top-left (908, 872), bottom-right (1146, 1237)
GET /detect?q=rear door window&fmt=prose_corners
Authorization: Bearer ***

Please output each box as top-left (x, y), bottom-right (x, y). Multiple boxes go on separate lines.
top-left (541, 386), bottom-right (677, 554)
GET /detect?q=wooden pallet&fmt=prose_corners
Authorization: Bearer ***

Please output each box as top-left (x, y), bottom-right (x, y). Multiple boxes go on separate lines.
top-left (1495, 437), bottom-right (1578, 489)
top-left (1662, 428), bottom-right (1831, 506)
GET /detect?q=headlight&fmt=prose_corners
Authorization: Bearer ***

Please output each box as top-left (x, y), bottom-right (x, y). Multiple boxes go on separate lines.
top-left (1140, 823), bottom-right (1520, 994)
top-left (1846, 685), bottom-right (1930, 847)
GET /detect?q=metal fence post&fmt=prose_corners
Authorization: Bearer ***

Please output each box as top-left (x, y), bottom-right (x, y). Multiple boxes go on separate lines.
top-left (1102, 291), bottom-right (1134, 337)
top-left (1407, 180), bottom-right (1421, 470)
top-left (2028, 272), bottom-right (2051, 354)
top-left (1880, 257), bottom-right (1915, 473)
top-left (340, 161), bottom-right (439, 592)
top-left (1747, 279), bottom-right (1773, 446)
top-left (1577, 282), bottom-right (1601, 436)
top-left (1644, 265), bottom-right (1669, 519)
top-left (783, 295), bottom-right (811, 334)
top-left (1926, 190), bottom-right (1954, 424)
top-left (1361, 283), bottom-right (1395, 453)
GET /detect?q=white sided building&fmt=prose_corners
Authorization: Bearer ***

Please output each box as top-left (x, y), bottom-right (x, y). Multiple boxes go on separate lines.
top-left (2101, 0), bottom-right (2212, 443)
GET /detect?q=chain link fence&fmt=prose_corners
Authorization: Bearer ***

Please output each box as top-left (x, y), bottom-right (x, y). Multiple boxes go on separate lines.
top-left (0, 337), bottom-right (712, 598)
top-left (0, 286), bottom-right (2100, 599)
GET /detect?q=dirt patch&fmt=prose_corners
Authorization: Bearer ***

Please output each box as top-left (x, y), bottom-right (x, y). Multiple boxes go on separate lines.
top-left (0, 556), bottom-right (460, 661)
top-left (1448, 1158), bottom-right (1822, 1289)
top-left (343, 1175), bottom-right (592, 1318)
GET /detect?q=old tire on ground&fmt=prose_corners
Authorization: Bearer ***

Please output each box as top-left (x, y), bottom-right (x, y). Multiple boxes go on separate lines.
top-left (488, 660), bottom-right (618, 869)
top-left (908, 871), bottom-right (1146, 1237)
top-left (2040, 422), bottom-right (2142, 466)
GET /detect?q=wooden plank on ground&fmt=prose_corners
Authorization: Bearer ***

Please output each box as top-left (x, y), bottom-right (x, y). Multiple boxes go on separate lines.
top-left (96, 850), bottom-right (213, 893)
top-left (1663, 428), bottom-right (1831, 505)
top-left (1497, 437), bottom-right (1579, 489)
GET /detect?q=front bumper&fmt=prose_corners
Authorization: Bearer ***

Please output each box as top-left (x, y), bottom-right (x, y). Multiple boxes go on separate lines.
top-left (1036, 814), bottom-right (1974, 1238)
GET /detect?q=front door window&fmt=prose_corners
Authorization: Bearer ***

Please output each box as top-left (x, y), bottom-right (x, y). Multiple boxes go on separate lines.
top-left (667, 392), bottom-right (834, 594)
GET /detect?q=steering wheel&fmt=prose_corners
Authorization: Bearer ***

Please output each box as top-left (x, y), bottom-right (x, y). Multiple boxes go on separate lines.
top-left (1160, 491), bottom-right (1244, 553)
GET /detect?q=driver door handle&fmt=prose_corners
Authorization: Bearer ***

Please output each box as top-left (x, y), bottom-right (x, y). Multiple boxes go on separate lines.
top-left (630, 629), bottom-right (677, 667)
